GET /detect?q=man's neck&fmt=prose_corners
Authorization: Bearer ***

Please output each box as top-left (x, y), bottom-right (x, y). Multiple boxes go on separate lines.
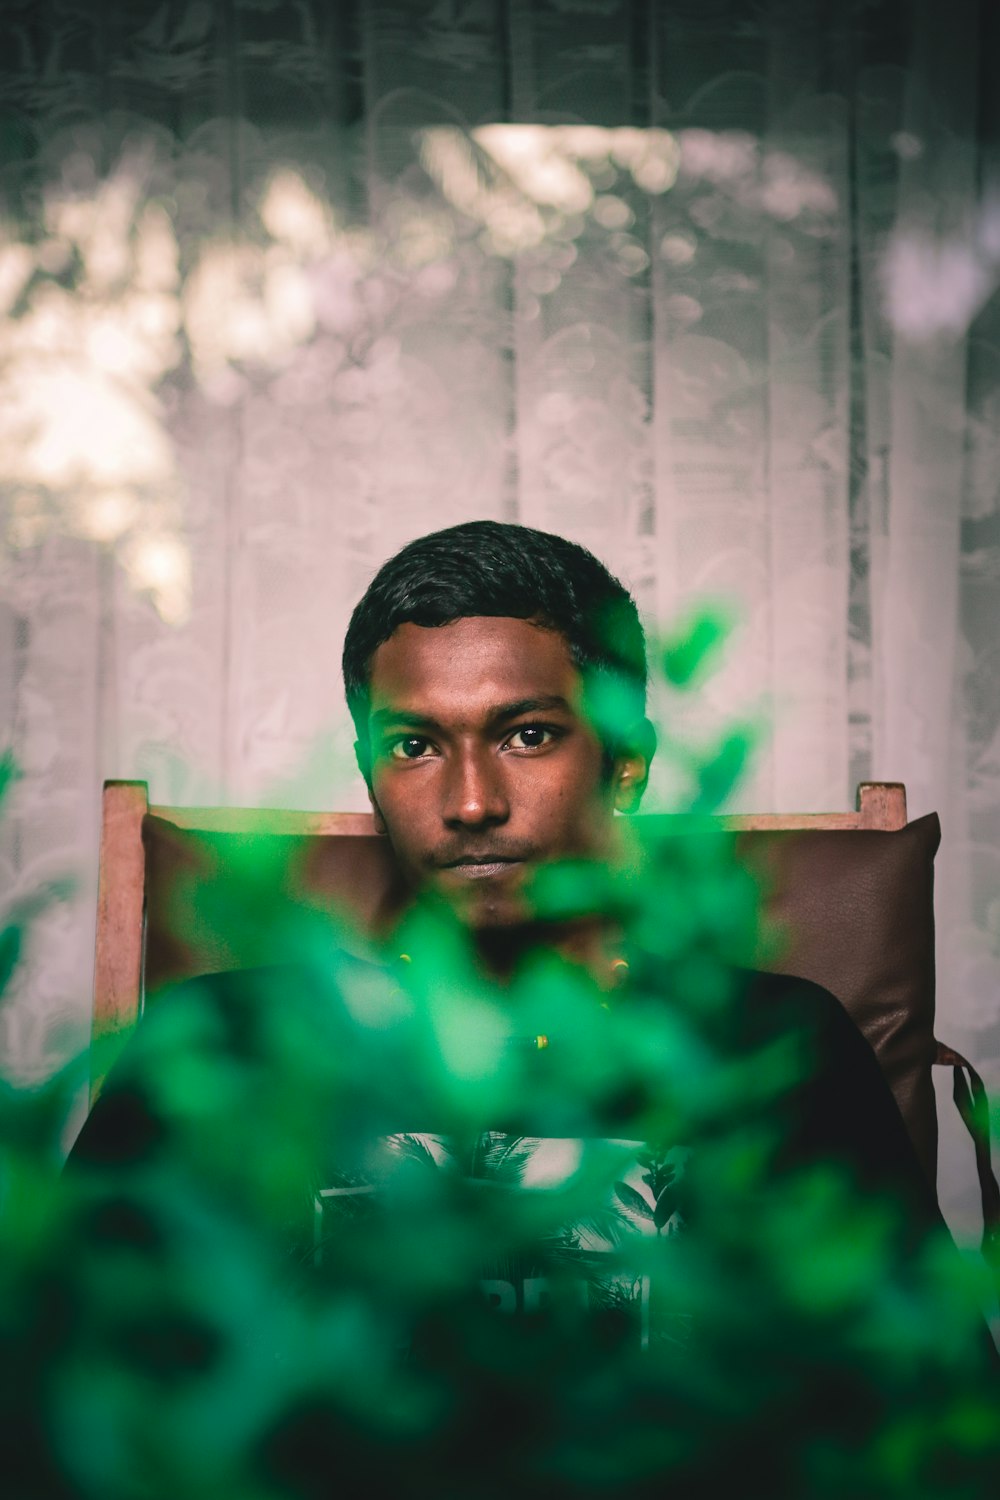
top-left (472, 916), bottom-right (625, 988)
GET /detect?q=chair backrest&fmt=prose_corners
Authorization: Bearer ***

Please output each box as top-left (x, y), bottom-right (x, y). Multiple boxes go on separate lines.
top-left (92, 780), bottom-right (941, 1186)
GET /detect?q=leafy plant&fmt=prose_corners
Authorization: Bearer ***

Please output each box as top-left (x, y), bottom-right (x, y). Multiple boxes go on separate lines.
top-left (0, 617), bottom-right (998, 1500)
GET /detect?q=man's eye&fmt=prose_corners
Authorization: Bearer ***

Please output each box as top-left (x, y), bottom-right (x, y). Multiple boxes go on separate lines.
top-left (389, 736), bottom-right (433, 761)
top-left (506, 725), bottom-right (554, 751)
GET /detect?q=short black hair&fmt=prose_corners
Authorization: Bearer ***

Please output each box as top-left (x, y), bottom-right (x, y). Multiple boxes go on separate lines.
top-left (342, 520), bottom-right (648, 759)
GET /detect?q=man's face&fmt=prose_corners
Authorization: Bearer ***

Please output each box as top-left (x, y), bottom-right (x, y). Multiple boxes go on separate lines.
top-left (363, 616), bottom-right (647, 929)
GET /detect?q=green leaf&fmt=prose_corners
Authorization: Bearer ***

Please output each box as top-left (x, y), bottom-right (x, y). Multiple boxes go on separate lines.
top-left (0, 924), bottom-right (21, 998)
top-left (660, 605), bottom-right (735, 688)
top-left (527, 859), bottom-right (613, 921)
top-left (580, 669), bottom-right (642, 742)
top-left (0, 751), bottom-right (20, 810)
top-left (693, 729), bottom-right (753, 811)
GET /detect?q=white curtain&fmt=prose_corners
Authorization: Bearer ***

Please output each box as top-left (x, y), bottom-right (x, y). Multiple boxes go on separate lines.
top-left (0, 0), bottom-right (997, 1232)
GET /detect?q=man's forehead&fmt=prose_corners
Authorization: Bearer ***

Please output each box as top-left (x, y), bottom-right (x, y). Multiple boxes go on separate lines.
top-left (367, 616), bottom-right (580, 718)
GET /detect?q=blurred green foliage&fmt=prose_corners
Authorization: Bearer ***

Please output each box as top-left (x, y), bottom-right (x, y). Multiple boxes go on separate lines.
top-left (660, 603), bottom-right (736, 689)
top-left (1, 614), bottom-right (998, 1498)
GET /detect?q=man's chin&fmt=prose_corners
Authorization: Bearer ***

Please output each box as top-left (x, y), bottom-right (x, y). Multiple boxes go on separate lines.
top-left (444, 885), bottom-right (529, 932)
top-left (425, 866), bottom-right (530, 930)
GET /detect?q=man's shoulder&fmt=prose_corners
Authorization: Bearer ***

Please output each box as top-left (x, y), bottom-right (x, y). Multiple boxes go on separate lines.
top-left (70, 956), bottom-right (380, 1170)
top-left (733, 968), bottom-right (942, 1214)
top-left (727, 964), bottom-right (866, 1062)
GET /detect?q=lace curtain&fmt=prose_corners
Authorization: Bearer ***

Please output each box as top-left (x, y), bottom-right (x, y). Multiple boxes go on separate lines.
top-left (1, 0), bottom-right (998, 1229)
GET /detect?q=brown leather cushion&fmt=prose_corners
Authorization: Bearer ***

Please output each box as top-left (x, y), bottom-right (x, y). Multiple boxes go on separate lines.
top-left (142, 811), bottom-right (940, 1185)
top-left (142, 816), bottom-right (403, 991)
top-left (739, 814), bottom-right (939, 1187)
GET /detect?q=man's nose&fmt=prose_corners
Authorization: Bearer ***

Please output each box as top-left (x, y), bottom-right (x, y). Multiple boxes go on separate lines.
top-left (442, 746), bottom-right (510, 828)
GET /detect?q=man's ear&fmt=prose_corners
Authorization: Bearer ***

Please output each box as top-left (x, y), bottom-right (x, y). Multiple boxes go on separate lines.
top-left (612, 718), bottom-right (657, 814)
top-left (354, 738), bottom-right (387, 836)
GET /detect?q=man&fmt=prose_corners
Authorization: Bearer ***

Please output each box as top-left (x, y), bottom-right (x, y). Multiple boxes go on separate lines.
top-left (340, 520), bottom-right (1000, 1479)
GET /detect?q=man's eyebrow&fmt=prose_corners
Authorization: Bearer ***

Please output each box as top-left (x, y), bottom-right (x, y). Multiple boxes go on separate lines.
top-left (368, 696), bottom-right (574, 734)
top-left (486, 696), bottom-right (573, 723)
top-left (368, 707), bottom-right (440, 734)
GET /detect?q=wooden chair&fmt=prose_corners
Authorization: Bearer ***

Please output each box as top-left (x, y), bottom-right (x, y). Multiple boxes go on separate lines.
top-left (90, 778), bottom-right (997, 1260)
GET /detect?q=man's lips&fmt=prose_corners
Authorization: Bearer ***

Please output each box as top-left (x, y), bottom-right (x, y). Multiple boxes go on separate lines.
top-left (434, 855), bottom-right (527, 880)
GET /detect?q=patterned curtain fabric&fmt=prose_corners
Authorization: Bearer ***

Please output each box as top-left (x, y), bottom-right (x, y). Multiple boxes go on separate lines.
top-left (0, 1), bottom-right (997, 1231)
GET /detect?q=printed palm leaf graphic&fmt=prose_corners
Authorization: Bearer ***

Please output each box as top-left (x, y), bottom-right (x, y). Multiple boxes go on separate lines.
top-left (390, 1133), bottom-right (452, 1170)
top-left (568, 1201), bottom-right (632, 1251)
top-left (590, 1275), bottom-right (645, 1314)
top-left (636, 1146), bottom-right (681, 1194)
top-left (469, 1133), bottom-right (538, 1182)
top-left (615, 1163), bottom-right (682, 1231)
top-left (613, 1180), bottom-right (655, 1223)
top-left (539, 1224), bottom-right (582, 1261)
